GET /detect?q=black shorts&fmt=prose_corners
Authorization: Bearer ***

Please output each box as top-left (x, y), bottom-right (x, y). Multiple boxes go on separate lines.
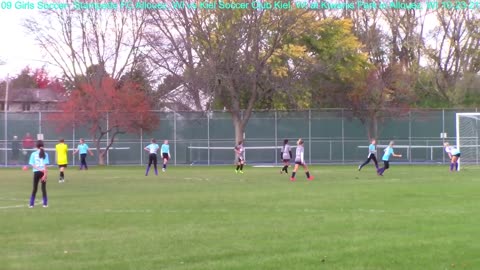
top-left (295, 161), bottom-right (304, 165)
top-left (237, 157), bottom-right (244, 163)
top-left (454, 153), bottom-right (461, 157)
top-left (58, 164), bottom-right (68, 168)
top-left (383, 160), bottom-right (390, 169)
top-left (162, 153), bottom-right (169, 160)
top-left (283, 159), bottom-right (290, 162)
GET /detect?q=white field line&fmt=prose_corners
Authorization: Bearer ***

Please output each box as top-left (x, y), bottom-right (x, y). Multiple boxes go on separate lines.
top-left (0, 198), bottom-right (41, 209)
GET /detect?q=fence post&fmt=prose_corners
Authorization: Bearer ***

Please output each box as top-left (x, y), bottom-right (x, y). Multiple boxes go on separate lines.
top-left (72, 121), bottom-right (76, 167)
top-left (309, 109), bottom-right (312, 164)
top-left (174, 111), bottom-right (177, 166)
top-left (207, 111), bottom-right (210, 165)
top-left (106, 112), bottom-right (109, 165)
top-left (275, 110), bottom-right (278, 165)
top-left (140, 127), bottom-right (143, 166)
top-left (409, 110), bottom-right (412, 164)
top-left (38, 111), bottom-right (42, 135)
top-left (342, 109), bottom-right (345, 164)
top-left (442, 109), bottom-right (445, 164)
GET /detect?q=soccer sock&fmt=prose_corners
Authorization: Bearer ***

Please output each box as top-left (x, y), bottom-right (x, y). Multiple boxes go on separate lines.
top-left (450, 163), bottom-right (454, 171)
top-left (154, 165), bottom-right (158, 175)
top-left (145, 165), bottom-right (150, 175)
top-left (43, 196), bottom-right (48, 206)
top-left (306, 172), bottom-right (310, 178)
top-left (29, 195), bottom-right (35, 206)
top-left (60, 172), bottom-right (64, 179)
top-left (240, 164), bottom-right (243, 170)
top-left (163, 164), bottom-right (166, 169)
top-left (291, 172), bottom-right (296, 178)
top-left (236, 165), bottom-right (240, 170)
top-left (455, 162), bottom-right (459, 171)
top-left (284, 166), bottom-right (288, 173)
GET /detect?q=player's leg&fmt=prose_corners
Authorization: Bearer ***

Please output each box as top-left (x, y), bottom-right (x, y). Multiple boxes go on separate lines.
top-left (235, 158), bottom-right (240, 173)
top-left (371, 155), bottom-right (379, 169)
top-left (358, 156), bottom-right (371, 171)
top-left (41, 173), bottom-right (48, 207)
top-left (239, 159), bottom-right (244, 173)
top-left (146, 154), bottom-right (153, 176)
top-left (378, 161), bottom-right (388, 175)
top-left (80, 154), bottom-right (86, 170)
top-left (153, 154), bottom-right (158, 175)
top-left (452, 155), bottom-right (459, 171)
top-left (284, 160), bottom-right (290, 174)
top-left (290, 163), bottom-right (300, 181)
top-left (83, 154), bottom-right (88, 170)
top-left (303, 163), bottom-right (313, 180)
top-left (29, 172), bottom-right (41, 207)
top-left (162, 154), bottom-right (168, 172)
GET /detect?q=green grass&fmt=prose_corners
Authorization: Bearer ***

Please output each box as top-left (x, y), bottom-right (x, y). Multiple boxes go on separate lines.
top-left (1, 165), bottom-right (480, 270)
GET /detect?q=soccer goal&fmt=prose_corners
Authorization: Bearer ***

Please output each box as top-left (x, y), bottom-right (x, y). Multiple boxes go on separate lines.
top-left (456, 112), bottom-right (480, 170)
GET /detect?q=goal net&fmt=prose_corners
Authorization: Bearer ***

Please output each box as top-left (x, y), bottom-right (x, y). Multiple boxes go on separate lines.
top-left (456, 113), bottom-right (480, 170)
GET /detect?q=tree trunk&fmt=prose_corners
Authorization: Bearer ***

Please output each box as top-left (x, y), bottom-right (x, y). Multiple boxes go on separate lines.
top-left (95, 139), bottom-right (105, 165)
top-left (232, 114), bottom-right (245, 145)
top-left (367, 113), bottom-right (379, 139)
top-left (98, 151), bottom-right (106, 166)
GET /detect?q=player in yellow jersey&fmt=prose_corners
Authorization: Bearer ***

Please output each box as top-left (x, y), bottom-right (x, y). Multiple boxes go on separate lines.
top-left (55, 138), bottom-right (68, 183)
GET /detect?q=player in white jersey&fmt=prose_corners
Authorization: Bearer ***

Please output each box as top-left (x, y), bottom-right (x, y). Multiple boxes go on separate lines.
top-left (280, 139), bottom-right (292, 174)
top-left (144, 138), bottom-right (160, 176)
top-left (290, 139), bottom-right (313, 181)
top-left (444, 142), bottom-right (461, 171)
top-left (234, 141), bottom-right (245, 174)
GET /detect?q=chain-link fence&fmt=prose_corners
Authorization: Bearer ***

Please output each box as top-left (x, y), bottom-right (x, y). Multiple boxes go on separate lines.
top-left (1, 109), bottom-right (478, 166)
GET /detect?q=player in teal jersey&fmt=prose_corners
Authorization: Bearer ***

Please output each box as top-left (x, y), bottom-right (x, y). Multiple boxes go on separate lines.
top-left (144, 139), bottom-right (160, 176)
top-left (377, 141), bottom-right (402, 176)
top-left (160, 140), bottom-right (171, 172)
top-left (358, 139), bottom-right (379, 171)
top-left (73, 138), bottom-right (94, 170)
top-left (28, 140), bottom-right (50, 208)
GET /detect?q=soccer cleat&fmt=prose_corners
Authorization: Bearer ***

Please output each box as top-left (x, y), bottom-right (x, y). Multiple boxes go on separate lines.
top-left (308, 176), bottom-right (314, 181)
top-left (290, 177), bottom-right (296, 181)
top-left (235, 170), bottom-right (238, 174)
top-left (239, 170), bottom-right (244, 174)
top-left (162, 168), bottom-right (166, 172)
top-left (358, 165), bottom-right (361, 171)
top-left (43, 205), bottom-right (48, 208)
top-left (28, 205), bottom-right (34, 208)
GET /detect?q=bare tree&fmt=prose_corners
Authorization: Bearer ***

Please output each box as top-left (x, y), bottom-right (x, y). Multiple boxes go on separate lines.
top-left (144, 6), bottom-right (210, 111)
top-left (24, 0), bottom-right (147, 86)
top-left (425, 9), bottom-right (480, 103)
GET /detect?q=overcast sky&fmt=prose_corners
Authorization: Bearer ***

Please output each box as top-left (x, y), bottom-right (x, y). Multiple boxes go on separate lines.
top-left (0, 9), bottom-right (46, 78)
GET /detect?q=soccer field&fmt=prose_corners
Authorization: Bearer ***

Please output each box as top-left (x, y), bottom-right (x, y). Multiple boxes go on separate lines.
top-left (1, 165), bottom-right (479, 270)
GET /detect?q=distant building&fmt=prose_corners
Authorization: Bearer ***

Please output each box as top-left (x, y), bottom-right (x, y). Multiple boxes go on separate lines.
top-left (0, 88), bottom-right (67, 111)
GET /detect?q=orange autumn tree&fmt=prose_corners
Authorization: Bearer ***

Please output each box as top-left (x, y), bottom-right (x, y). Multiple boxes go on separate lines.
top-left (55, 77), bottom-right (159, 165)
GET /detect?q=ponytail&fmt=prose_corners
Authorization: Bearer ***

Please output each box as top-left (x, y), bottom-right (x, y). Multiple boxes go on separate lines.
top-left (36, 140), bottom-right (45, 159)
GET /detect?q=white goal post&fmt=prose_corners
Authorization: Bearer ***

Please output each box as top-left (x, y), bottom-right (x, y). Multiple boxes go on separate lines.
top-left (456, 112), bottom-right (480, 170)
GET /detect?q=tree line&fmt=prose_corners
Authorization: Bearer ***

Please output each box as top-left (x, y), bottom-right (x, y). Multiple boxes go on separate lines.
top-left (8, 1), bottom-right (480, 148)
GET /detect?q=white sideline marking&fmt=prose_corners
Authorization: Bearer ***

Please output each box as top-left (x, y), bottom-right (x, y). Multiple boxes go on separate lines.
top-left (0, 198), bottom-right (41, 209)
top-left (184, 177), bottom-right (210, 181)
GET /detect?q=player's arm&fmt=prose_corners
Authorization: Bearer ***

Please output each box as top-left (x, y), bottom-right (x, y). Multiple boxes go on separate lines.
top-left (144, 146), bottom-right (150, 152)
top-left (41, 155), bottom-right (49, 181)
top-left (88, 148), bottom-right (94, 156)
top-left (73, 147), bottom-right (78, 155)
top-left (392, 152), bottom-right (402, 158)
